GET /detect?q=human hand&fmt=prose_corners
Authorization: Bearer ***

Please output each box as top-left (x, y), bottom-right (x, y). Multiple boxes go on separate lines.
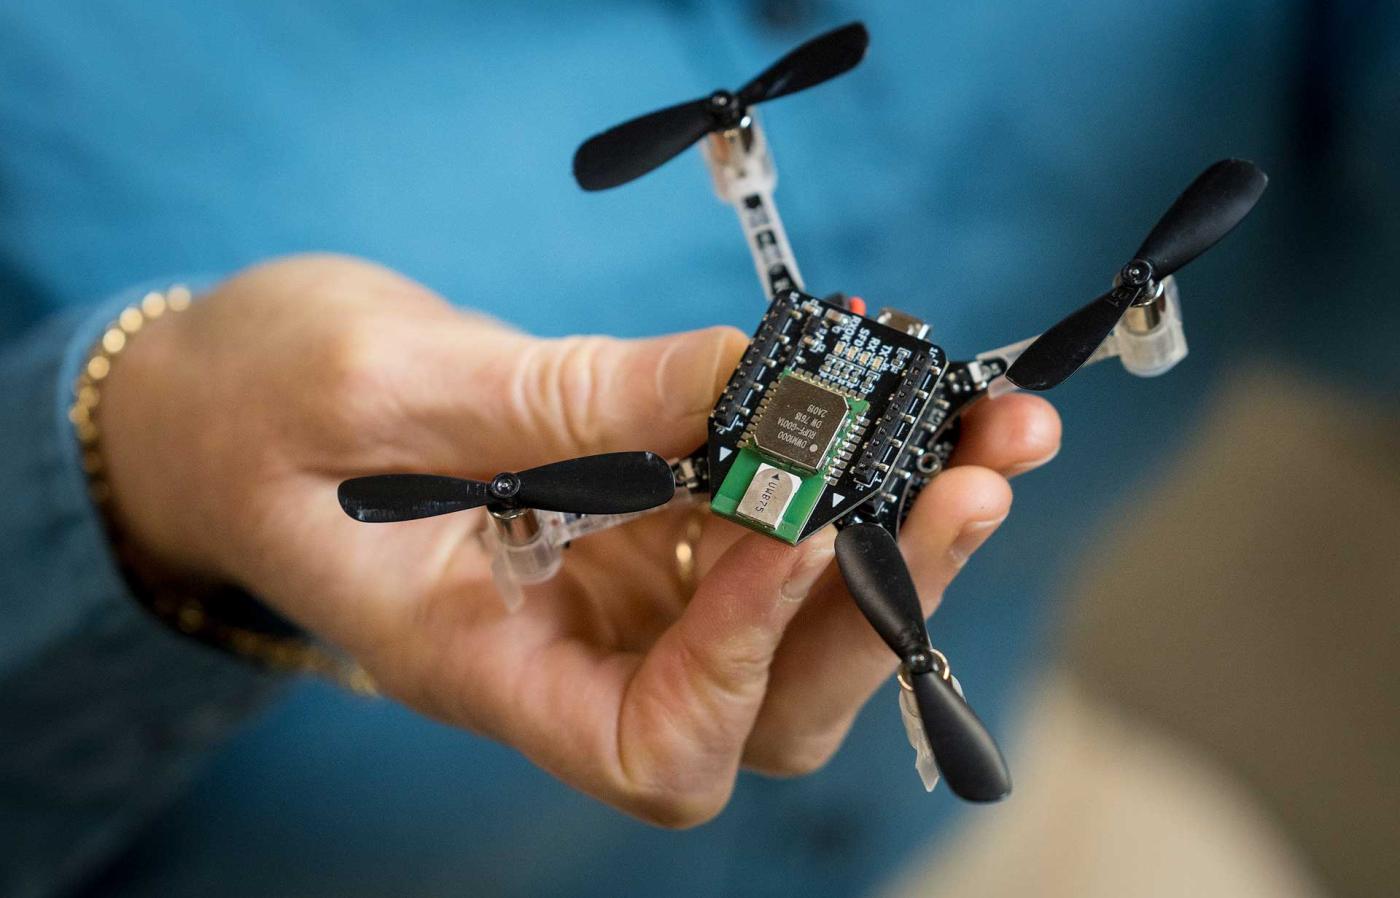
top-left (99, 254), bottom-right (1061, 826)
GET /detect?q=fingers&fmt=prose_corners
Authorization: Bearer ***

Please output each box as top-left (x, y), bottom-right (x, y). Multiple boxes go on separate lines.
top-left (949, 393), bottom-right (1061, 476)
top-left (391, 324), bottom-right (748, 475)
top-left (741, 466), bottom-right (1012, 775)
top-left (508, 325), bottom-right (748, 464)
top-left (734, 395), bottom-right (1054, 773)
top-left (541, 529), bottom-right (836, 828)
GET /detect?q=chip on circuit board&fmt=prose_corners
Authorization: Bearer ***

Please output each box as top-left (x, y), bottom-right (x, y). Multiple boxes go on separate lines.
top-left (750, 374), bottom-right (850, 473)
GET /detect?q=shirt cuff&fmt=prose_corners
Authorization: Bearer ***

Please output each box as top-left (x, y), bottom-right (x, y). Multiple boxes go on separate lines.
top-left (0, 279), bottom-right (286, 896)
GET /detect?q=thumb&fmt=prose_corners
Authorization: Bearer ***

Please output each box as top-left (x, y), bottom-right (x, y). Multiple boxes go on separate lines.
top-left (507, 326), bottom-right (746, 465)
top-left (609, 528), bottom-right (837, 827)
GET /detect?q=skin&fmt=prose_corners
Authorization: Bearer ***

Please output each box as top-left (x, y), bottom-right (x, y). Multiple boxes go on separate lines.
top-left (99, 254), bottom-right (1061, 828)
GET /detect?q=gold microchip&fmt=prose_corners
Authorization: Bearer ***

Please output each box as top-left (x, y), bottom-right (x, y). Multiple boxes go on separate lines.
top-left (751, 375), bottom-right (849, 473)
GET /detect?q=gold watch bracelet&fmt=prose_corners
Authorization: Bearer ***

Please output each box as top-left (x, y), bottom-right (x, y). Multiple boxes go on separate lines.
top-left (69, 285), bottom-right (376, 695)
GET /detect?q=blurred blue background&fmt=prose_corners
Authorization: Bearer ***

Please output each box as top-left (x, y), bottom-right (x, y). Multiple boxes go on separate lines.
top-left (1, 1), bottom-right (1395, 896)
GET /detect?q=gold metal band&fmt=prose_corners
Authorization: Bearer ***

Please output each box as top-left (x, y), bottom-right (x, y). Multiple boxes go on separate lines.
top-left (71, 286), bottom-right (377, 696)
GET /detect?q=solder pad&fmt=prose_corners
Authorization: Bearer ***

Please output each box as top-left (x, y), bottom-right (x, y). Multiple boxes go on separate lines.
top-left (749, 374), bottom-right (849, 473)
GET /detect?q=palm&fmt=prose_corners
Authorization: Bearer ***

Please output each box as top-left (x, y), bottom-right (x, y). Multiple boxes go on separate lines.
top-left (342, 500), bottom-right (742, 726)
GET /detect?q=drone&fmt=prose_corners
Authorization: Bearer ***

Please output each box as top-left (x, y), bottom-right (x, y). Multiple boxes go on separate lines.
top-left (338, 22), bottom-right (1267, 804)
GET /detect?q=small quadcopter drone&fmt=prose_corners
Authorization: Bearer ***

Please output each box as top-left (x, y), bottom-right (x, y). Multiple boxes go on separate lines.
top-left (339, 22), bottom-right (1267, 803)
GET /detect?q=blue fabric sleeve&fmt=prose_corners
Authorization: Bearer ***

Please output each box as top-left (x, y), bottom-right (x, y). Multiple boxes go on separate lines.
top-left (0, 286), bottom-right (284, 898)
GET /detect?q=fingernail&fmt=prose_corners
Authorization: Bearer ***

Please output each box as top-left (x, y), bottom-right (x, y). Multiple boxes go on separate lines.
top-left (1005, 445), bottom-right (1060, 478)
top-left (948, 517), bottom-right (1006, 569)
top-left (780, 530), bottom-right (837, 604)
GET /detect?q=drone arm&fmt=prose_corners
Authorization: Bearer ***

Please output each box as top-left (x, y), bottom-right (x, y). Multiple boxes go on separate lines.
top-left (699, 113), bottom-right (804, 298)
top-left (485, 455), bottom-right (709, 608)
top-left (734, 189), bottom-right (804, 298)
top-left (550, 486), bottom-right (703, 544)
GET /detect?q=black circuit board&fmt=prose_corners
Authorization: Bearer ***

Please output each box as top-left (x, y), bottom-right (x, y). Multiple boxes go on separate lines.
top-left (705, 290), bottom-right (949, 542)
top-left (843, 354), bottom-right (1010, 535)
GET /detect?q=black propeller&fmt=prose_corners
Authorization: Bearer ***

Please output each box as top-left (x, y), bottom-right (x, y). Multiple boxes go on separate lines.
top-left (834, 522), bottom-right (1012, 802)
top-left (338, 452), bottom-right (676, 523)
top-left (1007, 158), bottom-right (1269, 391)
top-left (573, 22), bottom-right (869, 191)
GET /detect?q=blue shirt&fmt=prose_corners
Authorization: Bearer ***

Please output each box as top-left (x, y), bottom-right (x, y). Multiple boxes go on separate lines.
top-left (2, 2), bottom-right (1396, 896)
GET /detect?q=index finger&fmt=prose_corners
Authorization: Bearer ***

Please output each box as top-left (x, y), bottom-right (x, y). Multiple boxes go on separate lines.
top-left (949, 393), bottom-right (1061, 476)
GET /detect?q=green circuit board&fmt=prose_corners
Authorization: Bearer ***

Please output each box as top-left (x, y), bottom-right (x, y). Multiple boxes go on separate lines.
top-left (711, 370), bottom-right (868, 543)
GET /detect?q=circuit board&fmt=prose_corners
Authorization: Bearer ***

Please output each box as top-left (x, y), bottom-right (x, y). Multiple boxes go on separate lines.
top-left (839, 354), bottom-right (1011, 535)
top-left (707, 290), bottom-right (948, 544)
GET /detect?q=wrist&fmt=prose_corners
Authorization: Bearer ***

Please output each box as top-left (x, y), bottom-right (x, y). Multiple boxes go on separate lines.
top-left (81, 286), bottom-right (215, 580)
top-left (70, 285), bottom-right (376, 689)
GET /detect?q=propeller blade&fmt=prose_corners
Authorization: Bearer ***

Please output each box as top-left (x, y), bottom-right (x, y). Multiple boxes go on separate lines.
top-left (338, 474), bottom-right (490, 523)
top-left (1006, 161), bottom-right (1268, 392)
top-left (1005, 287), bottom-right (1128, 391)
top-left (910, 671), bottom-right (1013, 802)
top-left (835, 522), bottom-right (929, 660)
top-left (737, 22), bottom-right (870, 106)
top-left (1135, 158), bottom-right (1269, 279)
top-left (573, 97), bottom-right (716, 191)
top-left (515, 451), bottom-right (676, 514)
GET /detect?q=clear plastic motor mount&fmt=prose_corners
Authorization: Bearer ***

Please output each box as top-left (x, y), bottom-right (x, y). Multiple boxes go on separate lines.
top-left (486, 509), bottom-right (564, 612)
top-left (898, 672), bottom-right (966, 792)
top-left (700, 111), bottom-right (777, 202)
top-left (1116, 274), bottom-right (1188, 377)
top-left (484, 488), bottom-right (697, 611)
